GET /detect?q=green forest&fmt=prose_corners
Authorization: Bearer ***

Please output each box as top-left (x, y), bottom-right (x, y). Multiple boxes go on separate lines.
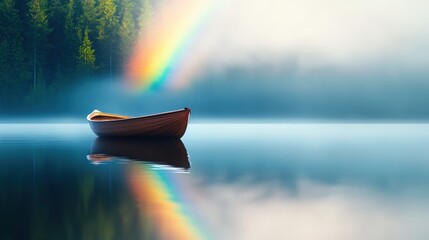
top-left (0, 0), bottom-right (151, 113)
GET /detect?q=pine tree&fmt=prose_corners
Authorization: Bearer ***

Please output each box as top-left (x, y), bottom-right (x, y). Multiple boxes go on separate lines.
top-left (0, 0), bottom-right (30, 110)
top-left (28, 0), bottom-right (52, 91)
top-left (76, 0), bottom-right (99, 78)
top-left (64, 0), bottom-right (79, 77)
top-left (79, 0), bottom-right (98, 36)
top-left (77, 27), bottom-right (96, 75)
top-left (97, 0), bottom-right (118, 78)
top-left (65, 0), bottom-right (75, 42)
top-left (47, 0), bottom-right (68, 86)
top-left (97, 0), bottom-right (118, 41)
top-left (118, 0), bottom-right (136, 64)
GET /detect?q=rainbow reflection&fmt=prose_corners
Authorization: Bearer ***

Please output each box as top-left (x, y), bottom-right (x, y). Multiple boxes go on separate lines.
top-left (126, 0), bottom-right (218, 92)
top-left (127, 163), bottom-right (207, 240)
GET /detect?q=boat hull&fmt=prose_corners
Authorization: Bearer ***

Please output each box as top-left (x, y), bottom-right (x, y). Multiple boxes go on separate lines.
top-left (88, 108), bottom-right (190, 138)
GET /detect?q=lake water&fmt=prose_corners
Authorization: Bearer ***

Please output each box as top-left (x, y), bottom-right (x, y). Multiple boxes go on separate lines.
top-left (1, 123), bottom-right (429, 240)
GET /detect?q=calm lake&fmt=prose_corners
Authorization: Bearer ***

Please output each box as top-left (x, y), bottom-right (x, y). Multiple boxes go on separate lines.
top-left (1, 123), bottom-right (429, 240)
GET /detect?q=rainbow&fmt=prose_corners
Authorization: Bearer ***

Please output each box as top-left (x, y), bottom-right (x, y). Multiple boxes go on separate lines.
top-left (126, 0), bottom-right (220, 92)
top-left (127, 163), bottom-right (208, 240)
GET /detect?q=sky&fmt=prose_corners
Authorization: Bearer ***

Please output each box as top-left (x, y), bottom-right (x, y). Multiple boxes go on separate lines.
top-left (69, 0), bottom-right (429, 119)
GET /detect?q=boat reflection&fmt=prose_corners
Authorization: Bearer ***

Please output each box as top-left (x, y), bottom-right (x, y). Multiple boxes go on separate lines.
top-left (87, 138), bottom-right (190, 170)
top-left (87, 138), bottom-right (204, 239)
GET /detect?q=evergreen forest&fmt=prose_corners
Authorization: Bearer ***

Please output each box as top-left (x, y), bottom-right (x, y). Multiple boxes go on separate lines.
top-left (0, 0), bottom-right (152, 113)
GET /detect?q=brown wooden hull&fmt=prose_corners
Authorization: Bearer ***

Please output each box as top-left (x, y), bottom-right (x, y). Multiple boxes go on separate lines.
top-left (87, 108), bottom-right (191, 138)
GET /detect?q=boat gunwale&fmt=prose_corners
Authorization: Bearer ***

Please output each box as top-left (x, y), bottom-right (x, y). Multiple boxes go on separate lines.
top-left (87, 108), bottom-right (190, 123)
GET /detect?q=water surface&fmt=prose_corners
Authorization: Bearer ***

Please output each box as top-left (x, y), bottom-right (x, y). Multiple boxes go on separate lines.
top-left (1, 123), bottom-right (429, 240)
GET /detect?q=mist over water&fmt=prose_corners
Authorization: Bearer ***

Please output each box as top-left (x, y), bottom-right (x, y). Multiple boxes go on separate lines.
top-left (2, 0), bottom-right (429, 120)
top-left (47, 67), bottom-right (427, 121)
top-left (3, 70), bottom-right (427, 121)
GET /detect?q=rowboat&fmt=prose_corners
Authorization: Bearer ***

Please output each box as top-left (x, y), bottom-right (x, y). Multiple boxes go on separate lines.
top-left (87, 108), bottom-right (191, 138)
top-left (87, 137), bottom-right (190, 169)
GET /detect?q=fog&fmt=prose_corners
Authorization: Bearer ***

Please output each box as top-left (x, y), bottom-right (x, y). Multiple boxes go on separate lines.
top-left (75, 0), bottom-right (429, 120)
top-left (4, 0), bottom-right (429, 120)
top-left (58, 67), bottom-right (428, 120)
top-left (202, 0), bottom-right (429, 70)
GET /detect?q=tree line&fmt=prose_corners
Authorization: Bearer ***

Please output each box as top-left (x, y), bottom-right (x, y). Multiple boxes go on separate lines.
top-left (0, 0), bottom-right (152, 113)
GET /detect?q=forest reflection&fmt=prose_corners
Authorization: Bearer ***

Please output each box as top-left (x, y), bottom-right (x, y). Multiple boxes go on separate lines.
top-left (0, 138), bottom-right (192, 240)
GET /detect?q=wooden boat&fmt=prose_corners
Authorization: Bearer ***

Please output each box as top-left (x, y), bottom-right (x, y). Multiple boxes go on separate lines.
top-left (87, 108), bottom-right (191, 138)
top-left (87, 137), bottom-right (190, 169)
